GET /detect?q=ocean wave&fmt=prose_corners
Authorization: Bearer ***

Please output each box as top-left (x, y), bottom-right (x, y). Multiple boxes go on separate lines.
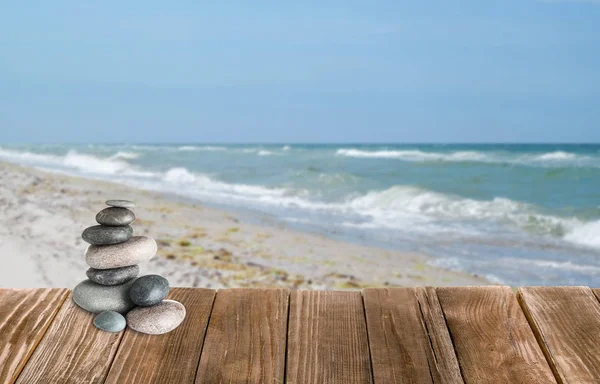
top-left (532, 151), bottom-right (577, 161)
top-left (564, 220), bottom-right (600, 249)
top-left (337, 148), bottom-right (487, 162)
top-left (336, 148), bottom-right (597, 167)
top-left (178, 146), bottom-right (227, 151)
top-left (0, 148), bottom-right (152, 177)
top-left (282, 145), bottom-right (291, 151)
top-left (109, 151), bottom-right (139, 160)
top-left (258, 150), bottom-right (278, 156)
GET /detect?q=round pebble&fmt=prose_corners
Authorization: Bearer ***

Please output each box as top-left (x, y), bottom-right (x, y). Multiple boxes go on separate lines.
top-left (127, 300), bottom-right (186, 335)
top-left (85, 236), bottom-right (157, 269)
top-left (82, 225), bottom-right (133, 245)
top-left (73, 279), bottom-right (137, 314)
top-left (106, 199), bottom-right (135, 208)
top-left (86, 265), bottom-right (139, 286)
top-left (96, 207), bottom-right (136, 226)
top-left (129, 275), bottom-right (170, 307)
top-left (94, 311), bottom-right (126, 332)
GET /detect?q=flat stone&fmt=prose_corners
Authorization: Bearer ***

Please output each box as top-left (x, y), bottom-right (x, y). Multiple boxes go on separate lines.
top-left (82, 225), bottom-right (133, 245)
top-left (127, 300), bottom-right (186, 335)
top-left (94, 311), bottom-right (126, 332)
top-left (86, 265), bottom-right (139, 286)
top-left (106, 199), bottom-right (135, 208)
top-left (129, 275), bottom-right (169, 307)
top-left (73, 279), bottom-right (137, 314)
top-left (85, 236), bottom-right (157, 269)
top-left (96, 207), bottom-right (136, 226)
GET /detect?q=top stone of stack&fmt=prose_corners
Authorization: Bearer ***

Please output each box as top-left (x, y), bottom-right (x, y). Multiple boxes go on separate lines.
top-left (106, 199), bottom-right (136, 208)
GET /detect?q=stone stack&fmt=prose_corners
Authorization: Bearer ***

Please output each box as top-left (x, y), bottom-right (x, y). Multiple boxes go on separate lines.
top-left (73, 199), bottom-right (186, 335)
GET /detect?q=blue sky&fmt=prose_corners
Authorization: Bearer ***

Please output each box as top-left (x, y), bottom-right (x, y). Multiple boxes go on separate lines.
top-left (1, 1), bottom-right (599, 143)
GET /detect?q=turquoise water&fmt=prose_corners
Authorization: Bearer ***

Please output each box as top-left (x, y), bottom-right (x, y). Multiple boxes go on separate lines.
top-left (2, 143), bottom-right (599, 285)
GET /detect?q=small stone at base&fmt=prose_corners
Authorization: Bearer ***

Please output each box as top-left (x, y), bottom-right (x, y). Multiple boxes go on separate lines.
top-left (94, 311), bottom-right (126, 332)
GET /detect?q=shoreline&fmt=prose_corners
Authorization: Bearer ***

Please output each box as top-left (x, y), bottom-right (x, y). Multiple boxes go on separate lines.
top-left (0, 161), bottom-right (490, 289)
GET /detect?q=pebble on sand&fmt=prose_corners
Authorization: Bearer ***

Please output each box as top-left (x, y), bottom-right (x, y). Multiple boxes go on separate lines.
top-left (106, 199), bottom-right (136, 208)
top-left (129, 274), bottom-right (170, 307)
top-left (73, 278), bottom-right (137, 314)
top-left (82, 225), bottom-right (133, 245)
top-left (127, 300), bottom-right (186, 335)
top-left (85, 236), bottom-right (157, 269)
top-left (96, 207), bottom-right (136, 226)
top-left (94, 311), bottom-right (126, 333)
top-left (86, 265), bottom-right (139, 286)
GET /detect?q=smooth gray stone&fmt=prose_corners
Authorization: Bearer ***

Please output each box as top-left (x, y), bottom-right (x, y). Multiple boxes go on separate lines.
top-left (82, 225), bottom-right (133, 245)
top-left (94, 311), bottom-right (126, 332)
top-left (86, 265), bottom-right (139, 286)
top-left (96, 207), bottom-right (136, 226)
top-left (127, 300), bottom-right (186, 335)
top-left (85, 236), bottom-right (157, 269)
top-left (73, 279), bottom-right (137, 314)
top-left (106, 199), bottom-right (135, 208)
top-left (129, 275), bottom-right (170, 307)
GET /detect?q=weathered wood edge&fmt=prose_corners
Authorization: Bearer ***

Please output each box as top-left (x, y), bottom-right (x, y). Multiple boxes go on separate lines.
top-left (516, 288), bottom-right (563, 384)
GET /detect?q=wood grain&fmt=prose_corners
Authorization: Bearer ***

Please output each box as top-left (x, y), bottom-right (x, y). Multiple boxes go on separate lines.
top-left (105, 288), bottom-right (215, 384)
top-left (363, 288), bottom-right (432, 383)
top-left (436, 286), bottom-right (555, 384)
top-left (518, 286), bottom-right (600, 384)
top-left (593, 288), bottom-right (600, 303)
top-left (0, 288), bottom-right (69, 384)
top-left (286, 290), bottom-right (373, 384)
top-left (195, 288), bottom-right (289, 384)
top-left (16, 294), bottom-right (124, 384)
top-left (414, 287), bottom-right (464, 384)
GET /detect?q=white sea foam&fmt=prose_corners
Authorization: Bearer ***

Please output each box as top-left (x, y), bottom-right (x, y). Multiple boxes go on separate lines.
top-left (282, 145), bottom-right (291, 151)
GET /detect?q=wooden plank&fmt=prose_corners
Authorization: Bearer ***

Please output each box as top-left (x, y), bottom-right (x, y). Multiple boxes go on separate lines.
top-left (415, 287), bottom-right (464, 384)
top-left (195, 288), bottom-right (289, 384)
top-left (518, 286), bottom-right (600, 383)
top-left (286, 290), bottom-right (373, 384)
top-left (436, 286), bottom-right (555, 384)
top-left (364, 287), bottom-right (462, 384)
top-left (105, 288), bottom-right (216, 384)
top-left (0, 288), bottom-right (69, 384)
top-left (16, 294), bottom-right (124, 384)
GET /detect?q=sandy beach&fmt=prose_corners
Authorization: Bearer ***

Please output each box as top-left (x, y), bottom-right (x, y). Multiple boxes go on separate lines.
top-left (0, 161), bottom-right (489, 289)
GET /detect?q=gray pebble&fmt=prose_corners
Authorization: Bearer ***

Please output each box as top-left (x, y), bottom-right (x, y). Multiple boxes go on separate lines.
top-left (127, 300), bottom-right (186, 335)
top-left (85, 236), bottom-right (157, 269)
top-left (94, 311), bottom-right (126, 332)
top-left (129, 275), bottom-right (170, 307)
top-left (82, 225), bottom-right (133, 245)
top-left (106, 199), bottom-right (135, 208)
top-left (73, 279), bottom-right (137, 314)
top-left (96, 207), bottom-right (136, 226)
top-left (86, 265), bottom-right (139, 286)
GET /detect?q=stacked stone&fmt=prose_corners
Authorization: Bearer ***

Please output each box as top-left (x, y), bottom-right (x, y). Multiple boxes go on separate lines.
top-left (72, 199), bottom-right (186, 335)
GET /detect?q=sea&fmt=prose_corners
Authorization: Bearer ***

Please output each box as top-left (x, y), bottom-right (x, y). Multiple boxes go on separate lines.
top-left (1, 143), bottom-right (599, 286)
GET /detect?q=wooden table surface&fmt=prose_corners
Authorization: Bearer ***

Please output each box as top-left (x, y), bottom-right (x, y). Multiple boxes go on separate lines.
top-left (1, 286), bottom-right (599, 384)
